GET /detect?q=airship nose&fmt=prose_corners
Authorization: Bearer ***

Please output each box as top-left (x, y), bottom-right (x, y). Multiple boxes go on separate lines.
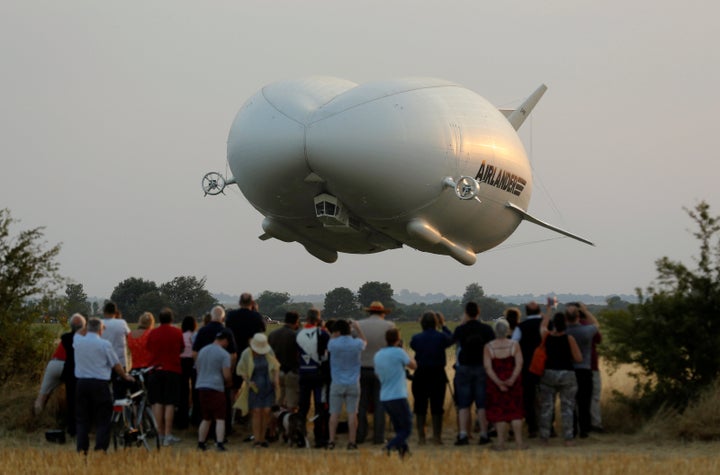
top-left (226, 78), bottom-right (357, 218)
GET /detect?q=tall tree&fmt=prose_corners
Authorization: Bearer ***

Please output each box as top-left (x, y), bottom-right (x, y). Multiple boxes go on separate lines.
top-left (0, 209), bottom-right (63, 384)
top-left (111, 277), bottom-right (158, 322)
top-left (136, 290), bottom-right (170, 318)
top-left (602, 201), bottom-right (720, 412)
top-left (461, 283), bottom-right (485, 306)
top-left (324, 287), bottom-right (360, 319)
top-left (65, 283), bottom-right (91, 316)
top-left (255, 291), bottom-right (291, 317)
top-left (430, 298), bottom-right (463, 321)
top-left (160, 275), bottom-right (216, 318)
top-left (357, 281), bottom-right (394, 308)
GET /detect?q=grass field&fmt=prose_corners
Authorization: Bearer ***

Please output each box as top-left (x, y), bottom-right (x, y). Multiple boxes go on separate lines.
top-left (1, 436), bottom-right (719, 475)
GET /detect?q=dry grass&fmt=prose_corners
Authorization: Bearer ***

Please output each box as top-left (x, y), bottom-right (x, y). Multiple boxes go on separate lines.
top-left (0, 444), bottom-right (719, 475)
top-left (637, 380), bottom-right (720, 442)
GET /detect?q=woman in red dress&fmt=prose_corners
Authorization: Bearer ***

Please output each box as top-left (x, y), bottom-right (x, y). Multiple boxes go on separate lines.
top-left (483, 318), bottom-right (525, 450)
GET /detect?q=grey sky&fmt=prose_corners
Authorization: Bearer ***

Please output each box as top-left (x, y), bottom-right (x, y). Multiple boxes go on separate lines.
top-left (1, 1), bottom-right (718, 301)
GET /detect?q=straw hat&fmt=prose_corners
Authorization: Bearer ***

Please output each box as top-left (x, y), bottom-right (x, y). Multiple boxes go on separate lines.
top-left (250, 333), bottom-right (271, 355)
top-left (364, 301), bottom-right (391, 314)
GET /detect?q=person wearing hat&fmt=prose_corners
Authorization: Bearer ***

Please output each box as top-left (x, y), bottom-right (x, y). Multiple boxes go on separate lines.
top-left (357, 301), bottom-right (396, 444)
top-left (195, 329), bottom-right (234, 451)
top-left (235, 332), bottom-right (280, 448)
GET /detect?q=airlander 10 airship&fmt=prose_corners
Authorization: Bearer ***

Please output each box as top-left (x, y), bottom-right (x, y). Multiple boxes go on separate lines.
top-left (202, 77), bottom-right (593, 265)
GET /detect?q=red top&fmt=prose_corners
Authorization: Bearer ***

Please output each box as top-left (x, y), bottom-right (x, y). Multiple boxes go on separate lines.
top-left (51, 341), bottom-right (66, 360)
top-left (147, 324), bottom-right (184, 374)
top-left (128, 329), bottom-right (154, 369)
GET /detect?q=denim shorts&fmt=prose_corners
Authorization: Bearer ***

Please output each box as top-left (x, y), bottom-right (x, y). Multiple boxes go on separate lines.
top-left (329, 382), bottom-right (360, 415)
top-left (453, 364), bottom-right (486, 409)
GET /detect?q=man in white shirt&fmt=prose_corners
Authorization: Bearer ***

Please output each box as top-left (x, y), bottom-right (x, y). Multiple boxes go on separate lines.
top-left (101, 301), bottom-right (131, 400)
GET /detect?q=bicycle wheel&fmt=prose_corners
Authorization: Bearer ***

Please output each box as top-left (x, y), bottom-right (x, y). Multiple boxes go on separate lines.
top-left (111, 410), bottom-right (129, 451)
top-left (138, 406), bottom-right (161, 451)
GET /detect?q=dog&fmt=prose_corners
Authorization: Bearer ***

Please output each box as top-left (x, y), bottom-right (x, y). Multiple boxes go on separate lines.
top-left (272, 406), bottom-right (310, 448)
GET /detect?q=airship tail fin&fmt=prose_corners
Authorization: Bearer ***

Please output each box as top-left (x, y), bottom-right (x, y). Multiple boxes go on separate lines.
top-left (505, 84), bottom-right (548, 130)
top-left (506, 202), bottom-right (595, 246)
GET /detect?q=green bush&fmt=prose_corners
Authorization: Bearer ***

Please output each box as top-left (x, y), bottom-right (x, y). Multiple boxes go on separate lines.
top-left (602, 202), bottom-right (720, 414)
top-left (0, 208), bottom-right (63, 386)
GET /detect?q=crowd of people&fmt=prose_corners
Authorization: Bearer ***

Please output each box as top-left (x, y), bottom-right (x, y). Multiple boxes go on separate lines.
top-left (35, 293), bottom-right (602, 456)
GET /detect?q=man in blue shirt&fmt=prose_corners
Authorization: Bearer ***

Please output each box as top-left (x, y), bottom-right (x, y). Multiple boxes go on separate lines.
top-left (195, 329), bottom-right (233, 451)
top-left (74, 317), bottom-right (134, 454)
top-left (410, 311), bottom-right (452, 444)
top-left (374, 328), bottom-right (417, 458)
top-left (327, 319), bottom-right (366, 449)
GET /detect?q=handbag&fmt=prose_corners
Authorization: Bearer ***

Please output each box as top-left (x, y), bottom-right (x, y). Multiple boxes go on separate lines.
top-left (529, 334), bottom-right (548, 376)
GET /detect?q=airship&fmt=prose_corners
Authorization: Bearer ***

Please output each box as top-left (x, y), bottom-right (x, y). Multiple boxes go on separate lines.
top-left (202, 76), bottom-right (593, 265)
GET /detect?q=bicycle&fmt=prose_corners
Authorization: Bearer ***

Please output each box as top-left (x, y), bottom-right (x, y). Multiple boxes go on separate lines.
top-left (111, 367), bottom-right (161, 451)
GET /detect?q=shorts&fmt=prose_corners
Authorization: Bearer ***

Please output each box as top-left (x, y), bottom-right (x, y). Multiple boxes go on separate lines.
top-left (147, 370), bottom-right (181, 406)
top-left (329, 382), bottom-right (360, 415)
top-left (279, 371), bottom-right (299, 409)
top-left (198, 389), bottom-right (227, 421)
top-left (453, 364), bottom-right (486, 409)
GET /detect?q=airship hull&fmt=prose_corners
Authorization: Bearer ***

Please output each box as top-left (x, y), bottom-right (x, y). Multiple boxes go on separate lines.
top-left (226, 77), bottom-right (535, 264)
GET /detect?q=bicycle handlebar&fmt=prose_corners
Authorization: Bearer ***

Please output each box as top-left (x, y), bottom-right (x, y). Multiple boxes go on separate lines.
top-left (129, 366), bottom-right (155, 377)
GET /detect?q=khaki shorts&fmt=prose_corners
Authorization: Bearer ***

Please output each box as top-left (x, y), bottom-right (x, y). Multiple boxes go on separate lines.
top-left (279, 371), bottom-right (299, 409)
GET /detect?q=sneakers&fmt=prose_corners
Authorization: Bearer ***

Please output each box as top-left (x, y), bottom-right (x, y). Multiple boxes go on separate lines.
top-left (478, 436), bottom-right (491, 445)
top-left (347, 442), bottom-right (358, 450)
top-left (454, 435), bottom-right (469, 446)
top-left (216, 442), bottom-right (227, 452)
top-left (163, 434), bottom-right (181, 446)
top-left (197, 441), bottom-right (207, 451)
top-left (326, 441), bottom-right (335, 450)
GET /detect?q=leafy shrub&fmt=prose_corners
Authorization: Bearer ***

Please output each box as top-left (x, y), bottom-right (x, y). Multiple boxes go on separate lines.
top-left (602, 202), bottom-right (720, 413)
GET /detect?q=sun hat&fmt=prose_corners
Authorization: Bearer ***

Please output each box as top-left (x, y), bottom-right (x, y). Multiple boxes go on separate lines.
top-left (250, 333), bottom-right (271, 355)
top-left (364, 301), bottom-right (392, 314)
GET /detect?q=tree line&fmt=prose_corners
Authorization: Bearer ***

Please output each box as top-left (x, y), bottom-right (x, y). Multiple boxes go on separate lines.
top-left (44, 278), bottom-right (515, 325)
